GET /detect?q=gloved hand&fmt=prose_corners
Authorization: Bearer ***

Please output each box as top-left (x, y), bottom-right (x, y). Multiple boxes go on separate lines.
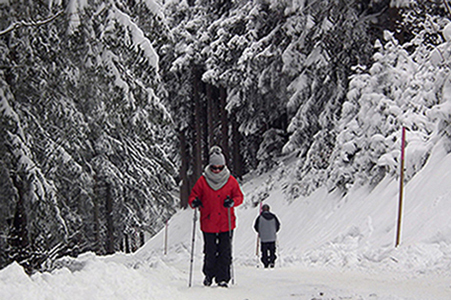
top-left (192, 198), bottom-right (202, 208)
top-left (223, 197), bottom-right (234, 208)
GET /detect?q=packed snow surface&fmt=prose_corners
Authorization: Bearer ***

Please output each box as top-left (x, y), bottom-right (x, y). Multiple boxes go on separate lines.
top-left (2, 141), bottom-right (451, 299)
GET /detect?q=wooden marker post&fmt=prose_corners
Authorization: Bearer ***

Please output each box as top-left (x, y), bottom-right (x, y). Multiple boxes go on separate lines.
top-left (395, 127), bottom-right (406, 247)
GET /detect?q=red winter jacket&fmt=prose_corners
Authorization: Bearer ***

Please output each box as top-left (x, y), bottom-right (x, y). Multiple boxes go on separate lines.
top-left (188, 175), bottom-right (244, 233)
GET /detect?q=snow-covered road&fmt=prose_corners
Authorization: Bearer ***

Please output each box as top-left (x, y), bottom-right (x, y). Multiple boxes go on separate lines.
top-left (168, 260), bottom-right (451, 300)
top-left (1, 251), bottom-right (450, 300)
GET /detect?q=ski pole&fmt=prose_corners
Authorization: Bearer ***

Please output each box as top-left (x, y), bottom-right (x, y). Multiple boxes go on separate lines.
top-left (227, 201), bottom-right (235, 285)
top-left (188, 207), bottom-right (198, 287)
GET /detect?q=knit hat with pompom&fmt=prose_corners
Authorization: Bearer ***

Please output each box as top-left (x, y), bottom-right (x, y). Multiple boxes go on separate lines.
top-left (209, 146), bottom-right (226, 166)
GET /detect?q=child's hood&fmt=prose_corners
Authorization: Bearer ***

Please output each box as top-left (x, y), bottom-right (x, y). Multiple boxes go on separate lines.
top-left (261, 211), bottom-right (276, 220)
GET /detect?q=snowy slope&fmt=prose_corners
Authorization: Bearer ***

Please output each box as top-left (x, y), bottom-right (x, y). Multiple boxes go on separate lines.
top-left (1, 140), bottom-right (451, 299)
top-left (140, 138), bottom-right (451, 274)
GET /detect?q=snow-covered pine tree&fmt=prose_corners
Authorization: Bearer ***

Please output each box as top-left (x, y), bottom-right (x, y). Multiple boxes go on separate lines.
top-left (282, 0), bottom-right (403, 198)
top-left (204, 0), bottom-right (290, 172)
top-left (326, 13), bottom-right (450, 194)
top-left (159, 0), bottom-right (208, 207)
top-left (160, 0), bottom-right (251, 206)
top-left (64, 0), bottom-right (178, 254)
top-left (0, 0), bottom-right (72, 271)
top-left (0, 0), bottom-right (178, 270)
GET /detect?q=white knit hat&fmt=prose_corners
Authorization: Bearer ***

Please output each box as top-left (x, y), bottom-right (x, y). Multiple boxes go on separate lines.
top-left (209, 146), bottom-right (226, 166)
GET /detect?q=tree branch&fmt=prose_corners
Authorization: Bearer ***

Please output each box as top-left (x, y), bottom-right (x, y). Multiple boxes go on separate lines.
top-left (445, 0), bottom-right (451, 17)
top-left (0, 10), bottom-right (64, 36)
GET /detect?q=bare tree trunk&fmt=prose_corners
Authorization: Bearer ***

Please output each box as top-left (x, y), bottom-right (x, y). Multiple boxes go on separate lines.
top-left (9, 173), bottom-right (29, 262)
top-left (206, 83), bottom-right (214, 153)
top-left (219, 86), bottom-right (230, 165)
top-left (202, 89), bottom-right (210, 165)
top-left (8, 174), bottom-right (31, 273)
top-left (10, 174), bottom-right (29, 249)
top-left (124, 233), bottom-right (131, 253)
top-left (179, 129), bottom-right (190, 208)
top-left (206, 84), bottom-right (213, 146)
top-left (139, 231), bottom-right (145, 248)
top-left (193, 66), bottom-right (203, 179)
top-left (93, 174), bottom-right (101, 254)
top-left (231, 114), bottom-right (243, 178)
top-left (105, 182), bottom-right (114, 255)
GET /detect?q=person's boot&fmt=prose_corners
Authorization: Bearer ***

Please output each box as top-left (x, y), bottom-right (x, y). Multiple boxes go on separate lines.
top-left (203, 276), bottom-right (212, 286)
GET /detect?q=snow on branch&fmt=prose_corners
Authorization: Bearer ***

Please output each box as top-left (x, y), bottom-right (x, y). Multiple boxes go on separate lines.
top-left (0, 10), bottom-right (64, 36)
top-left (140, 0), bottom-right (162, 18)
top-left (109, 6), bottom-right (159, 71)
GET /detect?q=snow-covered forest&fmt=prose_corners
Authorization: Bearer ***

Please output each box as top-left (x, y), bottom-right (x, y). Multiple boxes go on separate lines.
top-left (1, 0), bottom-right (451, 277)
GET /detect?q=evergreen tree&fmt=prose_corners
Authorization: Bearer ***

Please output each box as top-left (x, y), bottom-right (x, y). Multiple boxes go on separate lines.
top-left (326, 8), bottom-right (450, 195)
top-left (0, 0), bottom-right (178, 270)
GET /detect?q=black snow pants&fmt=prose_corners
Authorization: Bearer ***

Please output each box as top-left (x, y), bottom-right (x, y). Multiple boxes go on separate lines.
top-left (202, 231), bottom-right (233, 283)
top-left (260, 241), bottom-right (276, 268)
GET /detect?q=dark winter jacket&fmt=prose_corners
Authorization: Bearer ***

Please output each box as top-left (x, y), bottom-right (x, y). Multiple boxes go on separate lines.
top-left (188, 175), bottom-right (244, 233)
top-left (254, 211), bottom-right (280, 243)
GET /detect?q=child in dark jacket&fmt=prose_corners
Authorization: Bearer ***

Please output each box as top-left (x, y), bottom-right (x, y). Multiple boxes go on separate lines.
top-left (253, 204), bottom-right (281, 268)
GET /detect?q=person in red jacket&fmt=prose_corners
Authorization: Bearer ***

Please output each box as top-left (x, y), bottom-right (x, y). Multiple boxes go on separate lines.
top-left (189, 146), bottom-right (244, 288)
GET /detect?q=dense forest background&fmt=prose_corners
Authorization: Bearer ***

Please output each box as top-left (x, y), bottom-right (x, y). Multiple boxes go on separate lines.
top-left (1, 0), bottom-right (450, 273)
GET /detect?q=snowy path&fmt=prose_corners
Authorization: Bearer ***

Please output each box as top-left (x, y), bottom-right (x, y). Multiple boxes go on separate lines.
top-left (165, 259), bottom-right (451, 300)
top-left (1, 252), bottom-right (450, 300)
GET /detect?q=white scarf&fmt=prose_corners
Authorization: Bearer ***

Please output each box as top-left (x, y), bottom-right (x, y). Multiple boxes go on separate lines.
top-left (203, 165), bottom-right (231, 191)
